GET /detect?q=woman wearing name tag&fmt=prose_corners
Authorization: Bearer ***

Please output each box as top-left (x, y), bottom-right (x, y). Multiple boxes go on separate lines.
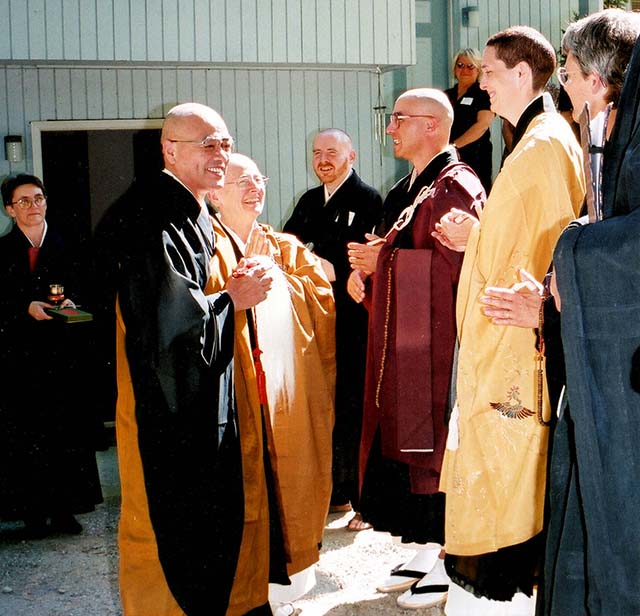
top-left (445, 48), bottom-right (495, 193)
top-left (0, 174), bottom-right (102, 538)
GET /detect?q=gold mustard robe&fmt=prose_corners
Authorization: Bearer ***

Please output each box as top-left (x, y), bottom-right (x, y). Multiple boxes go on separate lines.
top-left (440, 113), bottom-right (585, 556)
top-left (207, 219), bottom-right (336, 607)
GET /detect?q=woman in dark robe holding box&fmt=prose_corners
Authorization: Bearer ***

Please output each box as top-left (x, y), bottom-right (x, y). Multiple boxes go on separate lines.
top-left (0, 174), bottom-right (102, 538)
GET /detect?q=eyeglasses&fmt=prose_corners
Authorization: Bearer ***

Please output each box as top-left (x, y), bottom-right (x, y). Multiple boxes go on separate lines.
top-left (557, 66), bottom-right (581, 86)
top-left (226, 175), bottom-right (269, 190)
top-left (456, 62), bottom-right (477, 70)
top-left (389, 112), bottom-right (435, 125)
top-left (168, 134), bottom-right (234, 152)
top-left (8, 194), bottom-right (47, 209)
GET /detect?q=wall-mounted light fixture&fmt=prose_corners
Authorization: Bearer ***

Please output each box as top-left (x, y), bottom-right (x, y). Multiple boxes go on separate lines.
top-left (462, 6), bottom-right (480, 29)
top-left (4, 135), bottom-right (24, 162)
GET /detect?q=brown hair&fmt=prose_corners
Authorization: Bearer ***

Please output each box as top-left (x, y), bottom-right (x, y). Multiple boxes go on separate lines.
top-left (486, 26), bottom-right (556, 91)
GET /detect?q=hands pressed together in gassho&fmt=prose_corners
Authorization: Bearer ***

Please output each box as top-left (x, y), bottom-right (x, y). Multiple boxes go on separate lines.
top-left (346, 233), bottom-right (385, 303)
top-left (225, 227), bottom-right (277, 311)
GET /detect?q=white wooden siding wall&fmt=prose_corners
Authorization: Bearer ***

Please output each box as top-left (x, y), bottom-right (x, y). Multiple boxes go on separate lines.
top-left (0, 65), bottom-right (384, 229)
top-left (1, 0), bottom-right (415, 66)
top-left (455, 0), bottom-right (583, 52)
top-left (452, 0), bottom-right (583, 184)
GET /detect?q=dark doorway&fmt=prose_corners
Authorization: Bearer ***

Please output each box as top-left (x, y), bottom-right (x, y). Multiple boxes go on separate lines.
top-left (38, 126), bottom-right (164, 423)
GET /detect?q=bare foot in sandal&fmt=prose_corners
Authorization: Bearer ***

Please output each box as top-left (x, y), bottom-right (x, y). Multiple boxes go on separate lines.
top-left (347, 511), bottom-right (372, 531)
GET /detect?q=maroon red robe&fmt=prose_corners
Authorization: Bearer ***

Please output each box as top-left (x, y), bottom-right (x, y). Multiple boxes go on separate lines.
top-left (359, 151), bottom-right (485, 497)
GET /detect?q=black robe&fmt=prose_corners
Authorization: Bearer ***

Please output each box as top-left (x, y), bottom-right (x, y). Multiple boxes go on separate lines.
top-left (445, 81), bottom-right (493, 193)
top-left (542, 37), bottom-right (640, 616)
top-left (0, 224), bottom-right (103, 521)
top-left (112, 172), bottom-right (244, 616)
top-left (283, 170), bottom-right (382, 507)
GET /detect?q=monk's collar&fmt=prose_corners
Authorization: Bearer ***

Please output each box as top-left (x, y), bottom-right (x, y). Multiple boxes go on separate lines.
top-left (411, 147), bottom-right (457, 189)
top-left (511, 92), bottom-right (556, 151)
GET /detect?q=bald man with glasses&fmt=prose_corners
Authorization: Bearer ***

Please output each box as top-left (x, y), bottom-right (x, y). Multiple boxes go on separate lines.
top-left (107, 102), bottom-right (280, 616)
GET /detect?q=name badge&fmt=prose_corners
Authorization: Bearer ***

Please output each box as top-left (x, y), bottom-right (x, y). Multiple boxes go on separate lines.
top-left (461, 97), bottom-right (473, 105)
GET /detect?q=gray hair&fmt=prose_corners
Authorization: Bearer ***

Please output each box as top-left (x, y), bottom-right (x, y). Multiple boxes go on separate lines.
top-left (562, 8), bottom-right (640, 106)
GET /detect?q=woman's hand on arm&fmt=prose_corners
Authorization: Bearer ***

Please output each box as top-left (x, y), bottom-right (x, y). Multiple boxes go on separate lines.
top-left (453, 110), bottom-right (495, 149)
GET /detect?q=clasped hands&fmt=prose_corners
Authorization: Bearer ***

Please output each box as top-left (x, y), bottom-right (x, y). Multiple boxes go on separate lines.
top-left (431, 208), bottom-right (479, 252)
top-left (224, 226), bottom-right (276, 311)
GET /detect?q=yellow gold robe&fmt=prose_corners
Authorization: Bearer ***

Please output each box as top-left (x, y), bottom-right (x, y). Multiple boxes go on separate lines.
top-left (207, 219), bottom-right (336, 610)
top-left (440, 112), bottom-right (585, 556)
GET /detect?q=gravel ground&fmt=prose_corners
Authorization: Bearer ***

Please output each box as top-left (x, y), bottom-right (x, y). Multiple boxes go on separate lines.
top-left (0, 447), bottom-right (446, 616)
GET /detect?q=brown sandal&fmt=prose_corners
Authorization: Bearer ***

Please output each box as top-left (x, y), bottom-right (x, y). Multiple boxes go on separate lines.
top-left (347, 511), bottom-right (372, 531)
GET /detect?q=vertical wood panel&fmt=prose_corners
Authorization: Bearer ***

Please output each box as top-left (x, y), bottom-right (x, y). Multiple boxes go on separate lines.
top-left (176, 70), bottom-right (193, 102)
top-left (317, 72), bottom-right (333, 130)
top-left (271, 0), bottom-right (287, 62)
top-left (132, 70), bottom-right (149, 118)
top-left (301, 0), bottom-right (317, 63)
top-left (359, 0), bottom-right (375, 64)
top-left (225, 0), bottom-right (242, 62)
top-left (79, 0), bottom-right (97, 60)
top-left (54, 69), bottom-right (72, 119)
top-left (316, 1), bottom-right (332, 63)
top-left (161, 70), bottom-right (178, 110)
top-left (146, 0), bottom-right (163, 61)
top-left (2, 0), bottom-right (415, 65)
top-left (275, 71), bottom-right (295, 222)
top-left (219, 71), bottom-right (236, 128)
top-left (117, 70), bottom-right (134, 118)
top-left (210, 1), bottom-right (227, 62)
top-left (23, 68), bottom-right (40, 136)
top-left (330, 0), bottom-right (346, 64)
top-left (68, 68), bottom-right (87, 119)
top-left (130, 0), bottom-right (147, 60)
top-left (101, 70), bottom-right (118, 118)
top-left (233, 71), bottom-right (253, 150)
top-left (0, 0), bottom-right (11, 59)
top-left (331, 72), bottom-right (346, 129)
top-left (9, 0), bottom-right (29, 58)
top-left (260, 69), bottom-right (281, 226)
top-left (178, 0), bottom-right (195, 61)
top-left (193, 0), bottom-right (211, 62)
top-left (37, 68), bottom-right (56, 119)
top-left (96, 0), bottom-right (115, 61)
top-left (62, 0), bottom-right (81, 60)
top-left (191, 69), bottom-right (207, 103)
top-left (303, 72), bottom-right (320, 144)
top-left (345, 2), bottom-right (361, 63)
top-left (241, 0), bottom-right (258, 62)
top-left (286, 0), bottom-right (303, 63)
top-left (0, 69), bottom-right (10, 207)
top-left (205, 69), bottom-right (223, 113)
top-left (147, 70), bottom-right (164, 117)
top-left (162, 0), bottom-right (179, 61)
top-left (256, 1), bottom-right (273, 63)
top-left (386, 0), bottom-right (401, 66)
top-left (28, 0), bottom-right (47, 59)
top-left (248, 71), bottom-right (267, 181)
top-left (86, 69), bottom-right (103, 118)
